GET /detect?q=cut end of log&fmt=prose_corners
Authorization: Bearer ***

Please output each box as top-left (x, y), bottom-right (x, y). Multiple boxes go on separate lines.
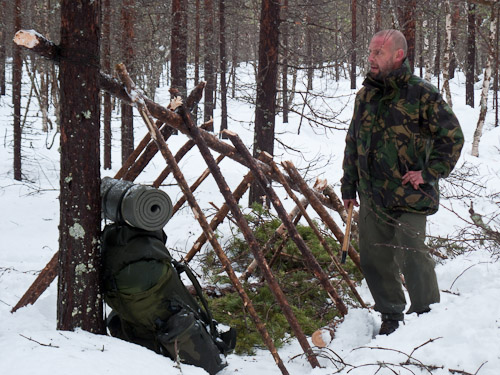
top-left (311, 326), bottom-right (335, 348)
top-left (221, 129), bottom-right (237, 137)
top-left (13, 30), bottom-right (40, 48)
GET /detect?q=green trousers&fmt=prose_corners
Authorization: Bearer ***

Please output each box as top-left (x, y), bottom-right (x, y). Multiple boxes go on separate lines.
top-left (358, 201), bottom-right (440, 320)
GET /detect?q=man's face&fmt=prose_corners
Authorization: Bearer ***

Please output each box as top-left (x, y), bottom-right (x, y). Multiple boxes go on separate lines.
top-left (368, 35), bottom-right (400, 79)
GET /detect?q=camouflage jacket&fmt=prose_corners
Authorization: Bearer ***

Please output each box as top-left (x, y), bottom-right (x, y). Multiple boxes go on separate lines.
top-left (341, 59), bottom-right (464, 215)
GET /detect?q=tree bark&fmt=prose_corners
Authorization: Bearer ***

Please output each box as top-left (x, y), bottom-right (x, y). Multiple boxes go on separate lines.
top-left (203, 0), bottom-right (216, 127)
top-left (402, 0), bottom-right (416, 73)
top-left (0, 0), bottom-right (6, 96)
top-left (120, 0), bottom-right (135, 163)
top-left (471, 5), bottom-right (497, 157)
top-left (194, 0), bottom-right (201, 122)
top-left (57, 0), bottom-right (104, 333)
top-left (282, 0), bottom-right (289, 122)
top-left (250, 0), bottom-right (280, 206)
top-left (171, 0), bottom-right (188, 97)
top-left (350, 0), bottom-right (357, 90)
top-left (13, 0), bottom-right (22, 181)
top-left (442, 0), bottom-right (453, 107)
top-left (102, 0), bottom-right (112, 169)
top-left (219, 0), bottom-right (228, 138)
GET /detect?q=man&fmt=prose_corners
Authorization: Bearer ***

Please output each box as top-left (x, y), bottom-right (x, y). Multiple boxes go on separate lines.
top-left (341, 30), bottom-right (464, 335)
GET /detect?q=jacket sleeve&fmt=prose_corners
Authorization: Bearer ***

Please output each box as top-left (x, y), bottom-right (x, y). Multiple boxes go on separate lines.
top-left (341, 98), bottom-right (360, 200)
top-left (421, 92), bottom-right (464, 183)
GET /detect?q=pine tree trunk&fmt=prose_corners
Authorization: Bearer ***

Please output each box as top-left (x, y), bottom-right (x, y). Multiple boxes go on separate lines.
top-left (171, 0), bottom-right (188, 98)
top-left (13, 0), bottom-right (22, 181)
top-left (57, 0), bottom-right (104, 333)
top-left (249, 0), bottom-right (280, 207)
top-left (375, 0), bottom-right (382, 32)
top-left (194, 0), bottom-right (200, 121)
top-left (350, 0), bottom-right (357, 90)
top-left (120, 0), bottom-right (135, 163)
top-left (102, 0), bottom-right (112, 169)
top-left (282, 0), bottom-right (289, 123)
top-left (0, 0), bottom-right (6, 96)
top-left (471, 6), bottom-right (497, 157)
top-left (466, 2), bottom-right (476, 108)
top-left (203, 0), bottom-right (215, 127)
top-left (219, 0), bottom-right (228, 138)
top-left (435, 14), bottom-right (441, 90)
top-left (402, 0), bottom-right (416, 73)
top-left (448, 1), bottom-right (459, 80)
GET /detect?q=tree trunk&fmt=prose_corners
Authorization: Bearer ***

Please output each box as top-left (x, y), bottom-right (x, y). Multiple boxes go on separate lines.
top-left (13, 0), bottom-right (22, 181)
top-left (194, 0), bottom-right (200, 121)
top-left (219, 0), bottom-right (228, 138)
top-left (435, 12), bottom-right (441, 90)
top-left (402, 0), bottom-right (416, 73)
top-left (466, 2), bottom-right (476, 108)
top-left (448, 1), bottom-right (460, 80)
top-left (350, 0), bottom-right (357, 90)
top-left (282, 0), bottom-right (289, 123)
top-left (171, 0), bottom-right (188, 98)
top-left (120, 0), bottom-right (135, 163)
top-left (57, 0), bottom-right (104, 333)
top-left (442, 0), bottom-right (453, 107)
top-left (249, 0), bottom-right (280, 207)
top-left (471, 6), bottom-right (497, 157)
top-left (203, 0), bottom-right (215, 127)
top-left (375, 0), bottom-right (382, 32)
top-left (0, 0), bottom-right (6, 96)
top-left (102, 0), bottom-right (112, 169)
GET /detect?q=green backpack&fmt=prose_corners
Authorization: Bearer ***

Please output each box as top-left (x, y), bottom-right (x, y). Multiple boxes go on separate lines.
top-left (102, 223), bottom-right (236, 374)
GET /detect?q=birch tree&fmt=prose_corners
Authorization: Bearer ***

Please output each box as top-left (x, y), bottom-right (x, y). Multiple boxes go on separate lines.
top-left (472, 4), bottom-right (497, 157)
top-left (442, 0), bottom-right (453, 107)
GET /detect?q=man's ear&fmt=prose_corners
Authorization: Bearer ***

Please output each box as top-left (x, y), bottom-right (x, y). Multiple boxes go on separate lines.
top-left (395, 49), bottom-right (405, 63)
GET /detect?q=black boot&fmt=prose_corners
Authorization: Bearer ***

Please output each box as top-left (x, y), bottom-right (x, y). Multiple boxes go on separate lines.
top-left (379, 319), bottom-right (399, 335)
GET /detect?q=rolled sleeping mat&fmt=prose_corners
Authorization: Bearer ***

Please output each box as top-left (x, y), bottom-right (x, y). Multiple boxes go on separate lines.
top-left (101, 177), bottom-right (173, 231)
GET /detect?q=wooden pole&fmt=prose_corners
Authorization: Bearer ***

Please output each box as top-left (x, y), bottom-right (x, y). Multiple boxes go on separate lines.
top-left (282, 161), bottom-right (361, 270)
top-left (262, 153), bottom-right (365, 307)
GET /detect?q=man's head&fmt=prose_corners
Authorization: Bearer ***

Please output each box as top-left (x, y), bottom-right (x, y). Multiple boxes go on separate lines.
top-left (368, 29), bottom-right (407, 80)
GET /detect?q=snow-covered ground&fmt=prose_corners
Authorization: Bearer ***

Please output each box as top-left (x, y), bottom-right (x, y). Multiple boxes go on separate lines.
top-left (1, 62), bottom-right (499, 375)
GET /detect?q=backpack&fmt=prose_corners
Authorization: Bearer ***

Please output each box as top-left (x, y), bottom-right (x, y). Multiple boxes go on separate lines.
top-left (101, 223), bottom-right (236, 375)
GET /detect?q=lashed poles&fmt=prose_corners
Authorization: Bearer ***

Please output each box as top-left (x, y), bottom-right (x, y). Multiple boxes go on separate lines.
top-left (261, 153), bottom-right (366, 308)
top-left (282, 161), bottom-right (361, 270)
top-left (224, 130), bottom-right (348, 317)
top-left (183, 170), bottom-right (255, 263)
top-left (176, 108), bottom-right (320, 369)
top-left (170, 154), bottom-right (225, 216)
top-left (116, 64), bottom-right (290, 375)
top-left (239, 200), bottom-right (305, 282)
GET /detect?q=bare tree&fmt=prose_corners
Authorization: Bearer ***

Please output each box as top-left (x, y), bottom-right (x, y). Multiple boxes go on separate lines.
top-left (249, 0), bottom-right (280, 207)
top-left (203, 0), bottom-right (216, 128)
top-left (219, 0), bottom-right (228, 138)
top-left (401, 0), bottom-right (416, 73)
top-left (351, 0), bottom-right (357, 90)
top-left (13, 0), bottom-right (22, 181)
top-left (57, 0), bottom-right (105, 333)
top-left (120, 0), bottom-right (135, 163)
top-left (442, 0), bottom-right (453, 107)
top-left (171, 0), bottom-right (188, 97)
top-left (472, 4), bottom-right (497, 157)
top-left (102, 0), bottom-right (112, 169)
top-left (0, 0), bottom-right (6, 96)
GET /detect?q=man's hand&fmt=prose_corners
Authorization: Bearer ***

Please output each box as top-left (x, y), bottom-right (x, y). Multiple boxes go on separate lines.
top-left (343, 199), bottom-right (359, 210)
top-left (402, 170), bottom-right (424, 190)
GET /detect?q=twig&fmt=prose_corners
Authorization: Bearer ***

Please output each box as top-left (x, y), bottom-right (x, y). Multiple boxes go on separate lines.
top-left (19, 334), bottom-right (59, 348)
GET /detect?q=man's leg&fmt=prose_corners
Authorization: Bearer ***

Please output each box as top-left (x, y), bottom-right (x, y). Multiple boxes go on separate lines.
top-left (394, 213), bottom-right (440, 314)
top-left (358, 202), bottom-right (406, 321)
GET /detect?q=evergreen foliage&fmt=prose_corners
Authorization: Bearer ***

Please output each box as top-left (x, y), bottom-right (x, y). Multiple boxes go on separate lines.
top-left (201, 204), bottom-right (363, 354)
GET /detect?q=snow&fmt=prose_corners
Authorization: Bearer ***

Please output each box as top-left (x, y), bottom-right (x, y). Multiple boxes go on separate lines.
top-left (1, 62), bottom-right (500, 375)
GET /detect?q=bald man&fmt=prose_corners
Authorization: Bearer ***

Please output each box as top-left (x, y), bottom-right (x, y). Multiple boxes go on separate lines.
top-left (341, 30), bottom-right (464, 335)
